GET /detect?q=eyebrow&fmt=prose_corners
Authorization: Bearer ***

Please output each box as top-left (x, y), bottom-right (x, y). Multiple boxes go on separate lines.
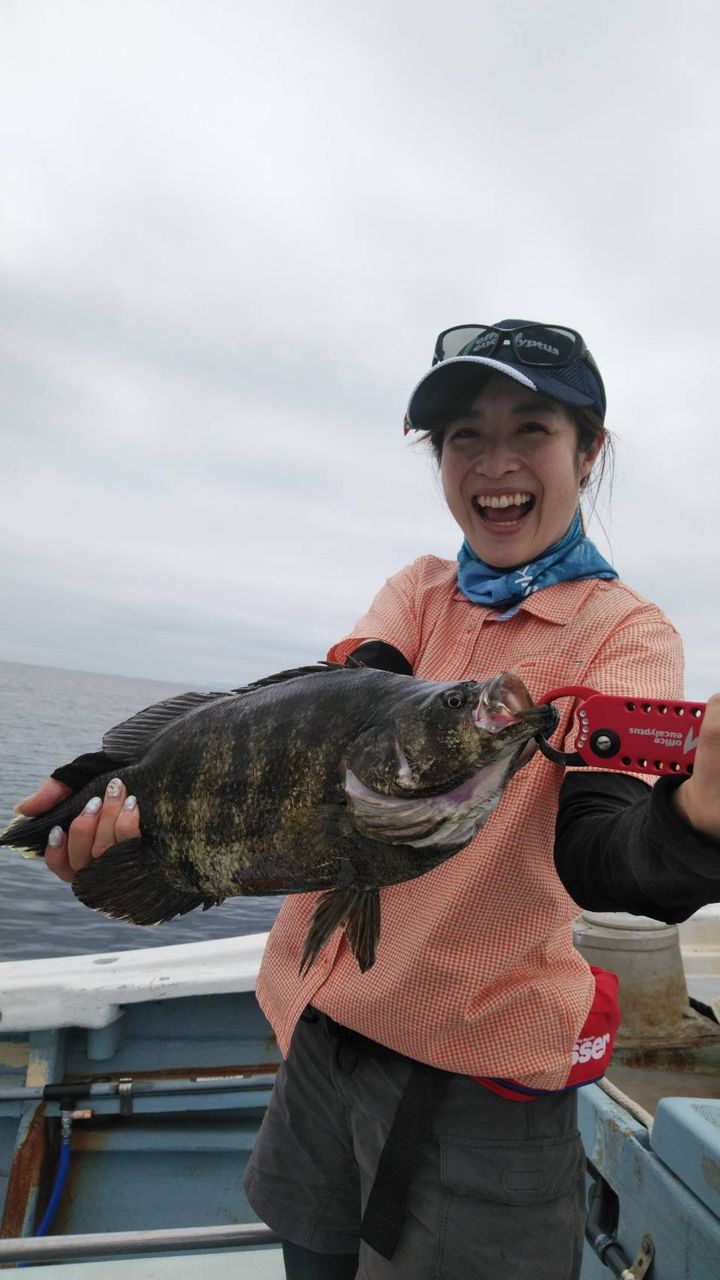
top-left (460, 397), bottom-right (559, 421)
top-left (510, 398), bottom-right (558, 414)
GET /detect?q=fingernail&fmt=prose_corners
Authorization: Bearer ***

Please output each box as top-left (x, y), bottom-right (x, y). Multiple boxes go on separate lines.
top-left (123, 795), bottom-right (137, 811)
top-left (84, 796), bottom-right (102, 815)
top-left (105, 778), bottom-right (123, 799)
top-left (47, 826), bottom-right (64, 848)
top-left (14, 798), bottom-right (31, 815)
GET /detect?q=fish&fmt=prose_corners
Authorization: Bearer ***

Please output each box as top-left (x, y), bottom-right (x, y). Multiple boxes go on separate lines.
top-left (0, 662), bottom-right (557, 973)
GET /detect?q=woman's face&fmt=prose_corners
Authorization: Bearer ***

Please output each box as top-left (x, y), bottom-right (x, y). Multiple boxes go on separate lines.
top-left (440, 373), bottom-right (602, 568)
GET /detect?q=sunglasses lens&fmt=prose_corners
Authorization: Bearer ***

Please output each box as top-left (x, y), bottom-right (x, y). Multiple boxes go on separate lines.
top-left (512, 326), bottom-right (579, 366)
top-left (461, 328), bottom-right (502, 356)
top-left (436, 326), bottom-right (494, 362)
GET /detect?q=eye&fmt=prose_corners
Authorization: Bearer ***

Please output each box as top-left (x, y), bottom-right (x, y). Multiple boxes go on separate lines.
top-left (518, 421), bottom-right (548, 435)
top-left (447, 425), bottom-right (479, 442)
top-left (444, 691), bottom-right (465, 709)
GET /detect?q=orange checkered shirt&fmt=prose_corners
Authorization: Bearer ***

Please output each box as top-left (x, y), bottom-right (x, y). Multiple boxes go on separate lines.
top-left (256, 557), bottom-right (684, 1090)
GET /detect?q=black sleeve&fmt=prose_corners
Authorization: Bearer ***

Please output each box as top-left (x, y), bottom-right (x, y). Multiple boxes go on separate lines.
top-left (51, 751), bottom-right (119, 790)
top-left (348, 640), bottom-right (413, 675)
top-left (555, 770), bottom-right (720, 922)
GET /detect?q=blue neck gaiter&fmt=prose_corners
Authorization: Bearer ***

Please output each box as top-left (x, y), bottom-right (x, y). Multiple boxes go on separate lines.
top-left (456, 510), bottom-right (618, 618)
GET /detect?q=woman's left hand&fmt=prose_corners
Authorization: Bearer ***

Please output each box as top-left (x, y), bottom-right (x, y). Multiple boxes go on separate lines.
top-left (673, 692), bottom-right (720, 841)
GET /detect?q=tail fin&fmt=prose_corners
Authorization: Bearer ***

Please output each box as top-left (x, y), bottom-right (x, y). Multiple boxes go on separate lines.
top-left (0, 785), bottom-right (111, 858)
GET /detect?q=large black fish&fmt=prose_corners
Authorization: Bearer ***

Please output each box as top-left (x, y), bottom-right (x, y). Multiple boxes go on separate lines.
top-left (0, 663), bottom-right (556, 972)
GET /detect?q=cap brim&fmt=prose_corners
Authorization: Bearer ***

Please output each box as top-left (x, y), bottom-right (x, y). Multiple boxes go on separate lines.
top-left (405, 356), bottom-right (597, 432)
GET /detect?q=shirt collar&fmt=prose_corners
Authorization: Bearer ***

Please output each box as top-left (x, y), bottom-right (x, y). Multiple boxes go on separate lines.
top-left (516, 579), bottom-right (600, 624)
top-left (453, 578), bottom-right (601, 626)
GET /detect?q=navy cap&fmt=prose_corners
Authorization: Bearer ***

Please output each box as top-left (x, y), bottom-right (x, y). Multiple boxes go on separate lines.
top-left (405, 319), bottom-right (606, 431)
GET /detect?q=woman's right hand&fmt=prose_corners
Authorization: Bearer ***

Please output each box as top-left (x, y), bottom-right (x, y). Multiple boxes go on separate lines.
top-left (15, 777), bottom-right (141, 884)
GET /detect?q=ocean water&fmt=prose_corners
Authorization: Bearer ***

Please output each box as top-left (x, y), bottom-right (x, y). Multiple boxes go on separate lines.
top-left (0, 659), bottom-right (283, 961)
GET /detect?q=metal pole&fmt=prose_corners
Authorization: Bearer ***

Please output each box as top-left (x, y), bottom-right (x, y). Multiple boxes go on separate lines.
top-left (0, 1222), bottom-right (280, 1264)
top-left (0, 1073), bottom-right (275, 1103)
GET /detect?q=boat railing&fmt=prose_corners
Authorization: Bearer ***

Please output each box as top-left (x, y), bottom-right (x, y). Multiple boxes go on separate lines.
top-left (0, 1222), bottom-right (279, 1265)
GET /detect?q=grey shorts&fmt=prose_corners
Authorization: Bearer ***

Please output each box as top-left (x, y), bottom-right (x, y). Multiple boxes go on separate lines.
top-left (244, 1008), bottom-right (586, 1280)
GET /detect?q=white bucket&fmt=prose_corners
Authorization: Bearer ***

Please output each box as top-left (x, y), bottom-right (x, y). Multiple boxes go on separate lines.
top-left (573, 911), bottom-right (688, 1042)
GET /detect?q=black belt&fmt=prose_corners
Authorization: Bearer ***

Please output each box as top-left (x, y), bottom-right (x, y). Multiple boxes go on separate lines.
top-left (360, 1059), bottom-right (449, 1259)
top-left (308, 1009), bottom-right (450, 1261)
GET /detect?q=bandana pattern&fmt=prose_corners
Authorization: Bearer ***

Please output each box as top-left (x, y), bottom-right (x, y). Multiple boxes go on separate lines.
top-left (457, 511), bottom-right (618, 618)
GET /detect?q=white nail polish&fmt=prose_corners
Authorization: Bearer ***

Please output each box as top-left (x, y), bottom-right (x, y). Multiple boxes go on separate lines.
top-left (84, 796), bottom-right (102, 815)
top-left (123, 795), bottom-right (138, 811)
top-left (106, 778), bottom-right (123, 799)
top-left (47, 826), bottom-right (64, 848)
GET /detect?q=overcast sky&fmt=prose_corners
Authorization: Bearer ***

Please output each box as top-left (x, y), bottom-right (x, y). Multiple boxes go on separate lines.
top-left (1, 0), bottom-right (718, 699)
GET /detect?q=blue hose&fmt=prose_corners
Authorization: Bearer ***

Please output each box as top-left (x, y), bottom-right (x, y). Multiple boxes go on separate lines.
top-left (17, 1112), bottom-right (72, 1268)
top-left (35, 1133), bottom-right (72, 1236)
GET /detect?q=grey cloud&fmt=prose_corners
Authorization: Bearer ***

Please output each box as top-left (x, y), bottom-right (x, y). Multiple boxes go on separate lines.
top-left (1, 1), bottom-right (719, 698)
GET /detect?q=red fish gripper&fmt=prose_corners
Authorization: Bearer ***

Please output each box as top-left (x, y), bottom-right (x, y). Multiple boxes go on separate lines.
top-left (535, 686), bottom-right (706, 778)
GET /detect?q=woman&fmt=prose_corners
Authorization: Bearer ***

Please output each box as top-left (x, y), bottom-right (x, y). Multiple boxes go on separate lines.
top-left (22, 320), bottom-right (720, 1280)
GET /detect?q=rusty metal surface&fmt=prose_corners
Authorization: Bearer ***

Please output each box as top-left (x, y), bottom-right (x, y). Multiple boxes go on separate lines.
top-left (0, 1103), bottom-right (50, 1240)
top-left (0, 1042), bottom-right (29, 1073)
top-left (615, 1034), bottom-right (720, 1071)
top-left (611, 1022), bottom-right (720, 1121)
top-left (65, 1111), bottom-right (255, 1153)
top-left (616, 1007), bottom-right (720, 1051)
top-left (64, 1060), bottom-right (279, 1084)
top-left (614, 961), bottom-right (689, 1040)
top-left (608, 1058), bottom-right (720, 1117)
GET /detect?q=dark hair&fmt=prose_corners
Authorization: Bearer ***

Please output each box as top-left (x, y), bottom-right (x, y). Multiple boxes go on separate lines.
top-left (418, 370), bottom-right (614, 515)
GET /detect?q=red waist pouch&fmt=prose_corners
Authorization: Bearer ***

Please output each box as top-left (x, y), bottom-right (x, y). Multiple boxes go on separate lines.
top-left (474, 966), bottom-right (620, 1102)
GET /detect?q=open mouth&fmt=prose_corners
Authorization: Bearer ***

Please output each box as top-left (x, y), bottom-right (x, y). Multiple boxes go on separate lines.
top-left (471, 675), bottom-right (553, 776)
top-left (472, 674), bottom-right (556, 739)
top-left (473, 492), bottom-right (536, 526)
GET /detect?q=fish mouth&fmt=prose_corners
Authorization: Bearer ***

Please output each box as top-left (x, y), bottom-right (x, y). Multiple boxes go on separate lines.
top-left (472, 673), bottom-right (556, 740)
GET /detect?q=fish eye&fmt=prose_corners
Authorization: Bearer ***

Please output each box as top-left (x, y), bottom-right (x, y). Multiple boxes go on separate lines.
top-left (444, 691), bottom-right (465, 709)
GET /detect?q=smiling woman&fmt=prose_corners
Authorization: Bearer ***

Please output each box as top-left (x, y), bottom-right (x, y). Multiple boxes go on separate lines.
top-left (240, 317), bottom-right (720, 1280)
top-left (17, 317), bottom-right (720, 1280)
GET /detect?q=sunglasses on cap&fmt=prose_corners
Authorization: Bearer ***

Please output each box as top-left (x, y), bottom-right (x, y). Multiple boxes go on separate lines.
top-left (432, 323), bottom-right (601, 376)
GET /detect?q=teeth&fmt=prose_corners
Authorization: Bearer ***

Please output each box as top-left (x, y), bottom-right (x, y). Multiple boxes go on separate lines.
top-left (476, 492), bottom-right (532, 509)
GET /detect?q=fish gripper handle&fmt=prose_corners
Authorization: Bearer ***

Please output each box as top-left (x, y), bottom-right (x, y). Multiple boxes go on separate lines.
top-left (537, 687), bottom-right (706, 777)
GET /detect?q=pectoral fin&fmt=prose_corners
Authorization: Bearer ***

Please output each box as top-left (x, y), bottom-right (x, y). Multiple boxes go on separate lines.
top-left (72, 839), bottom-right (214, 924)
top-left (300, 886), bottom-right (381, 975)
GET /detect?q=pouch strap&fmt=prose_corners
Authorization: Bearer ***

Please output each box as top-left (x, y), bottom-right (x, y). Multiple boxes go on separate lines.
top-left (360, 1062), bottom-right (449, 1260)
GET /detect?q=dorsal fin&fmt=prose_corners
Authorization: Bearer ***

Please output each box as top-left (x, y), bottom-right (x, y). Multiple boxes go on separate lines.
top-left (342, 653), bottom-right (367, 669)
top-left (102, 663), bottom-right (350, 762)
top-left (233, 661), bottom-right (347, 694)
top-left (102, 691), bottom-right (233, 760)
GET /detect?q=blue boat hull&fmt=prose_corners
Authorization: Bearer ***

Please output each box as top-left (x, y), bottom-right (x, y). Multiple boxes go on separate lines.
top-left (1, 933), bottom-right (719, 1276)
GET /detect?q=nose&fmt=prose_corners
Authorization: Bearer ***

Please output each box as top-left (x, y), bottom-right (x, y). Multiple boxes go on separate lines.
top-left (473, 438), bottom-right (520, 478)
